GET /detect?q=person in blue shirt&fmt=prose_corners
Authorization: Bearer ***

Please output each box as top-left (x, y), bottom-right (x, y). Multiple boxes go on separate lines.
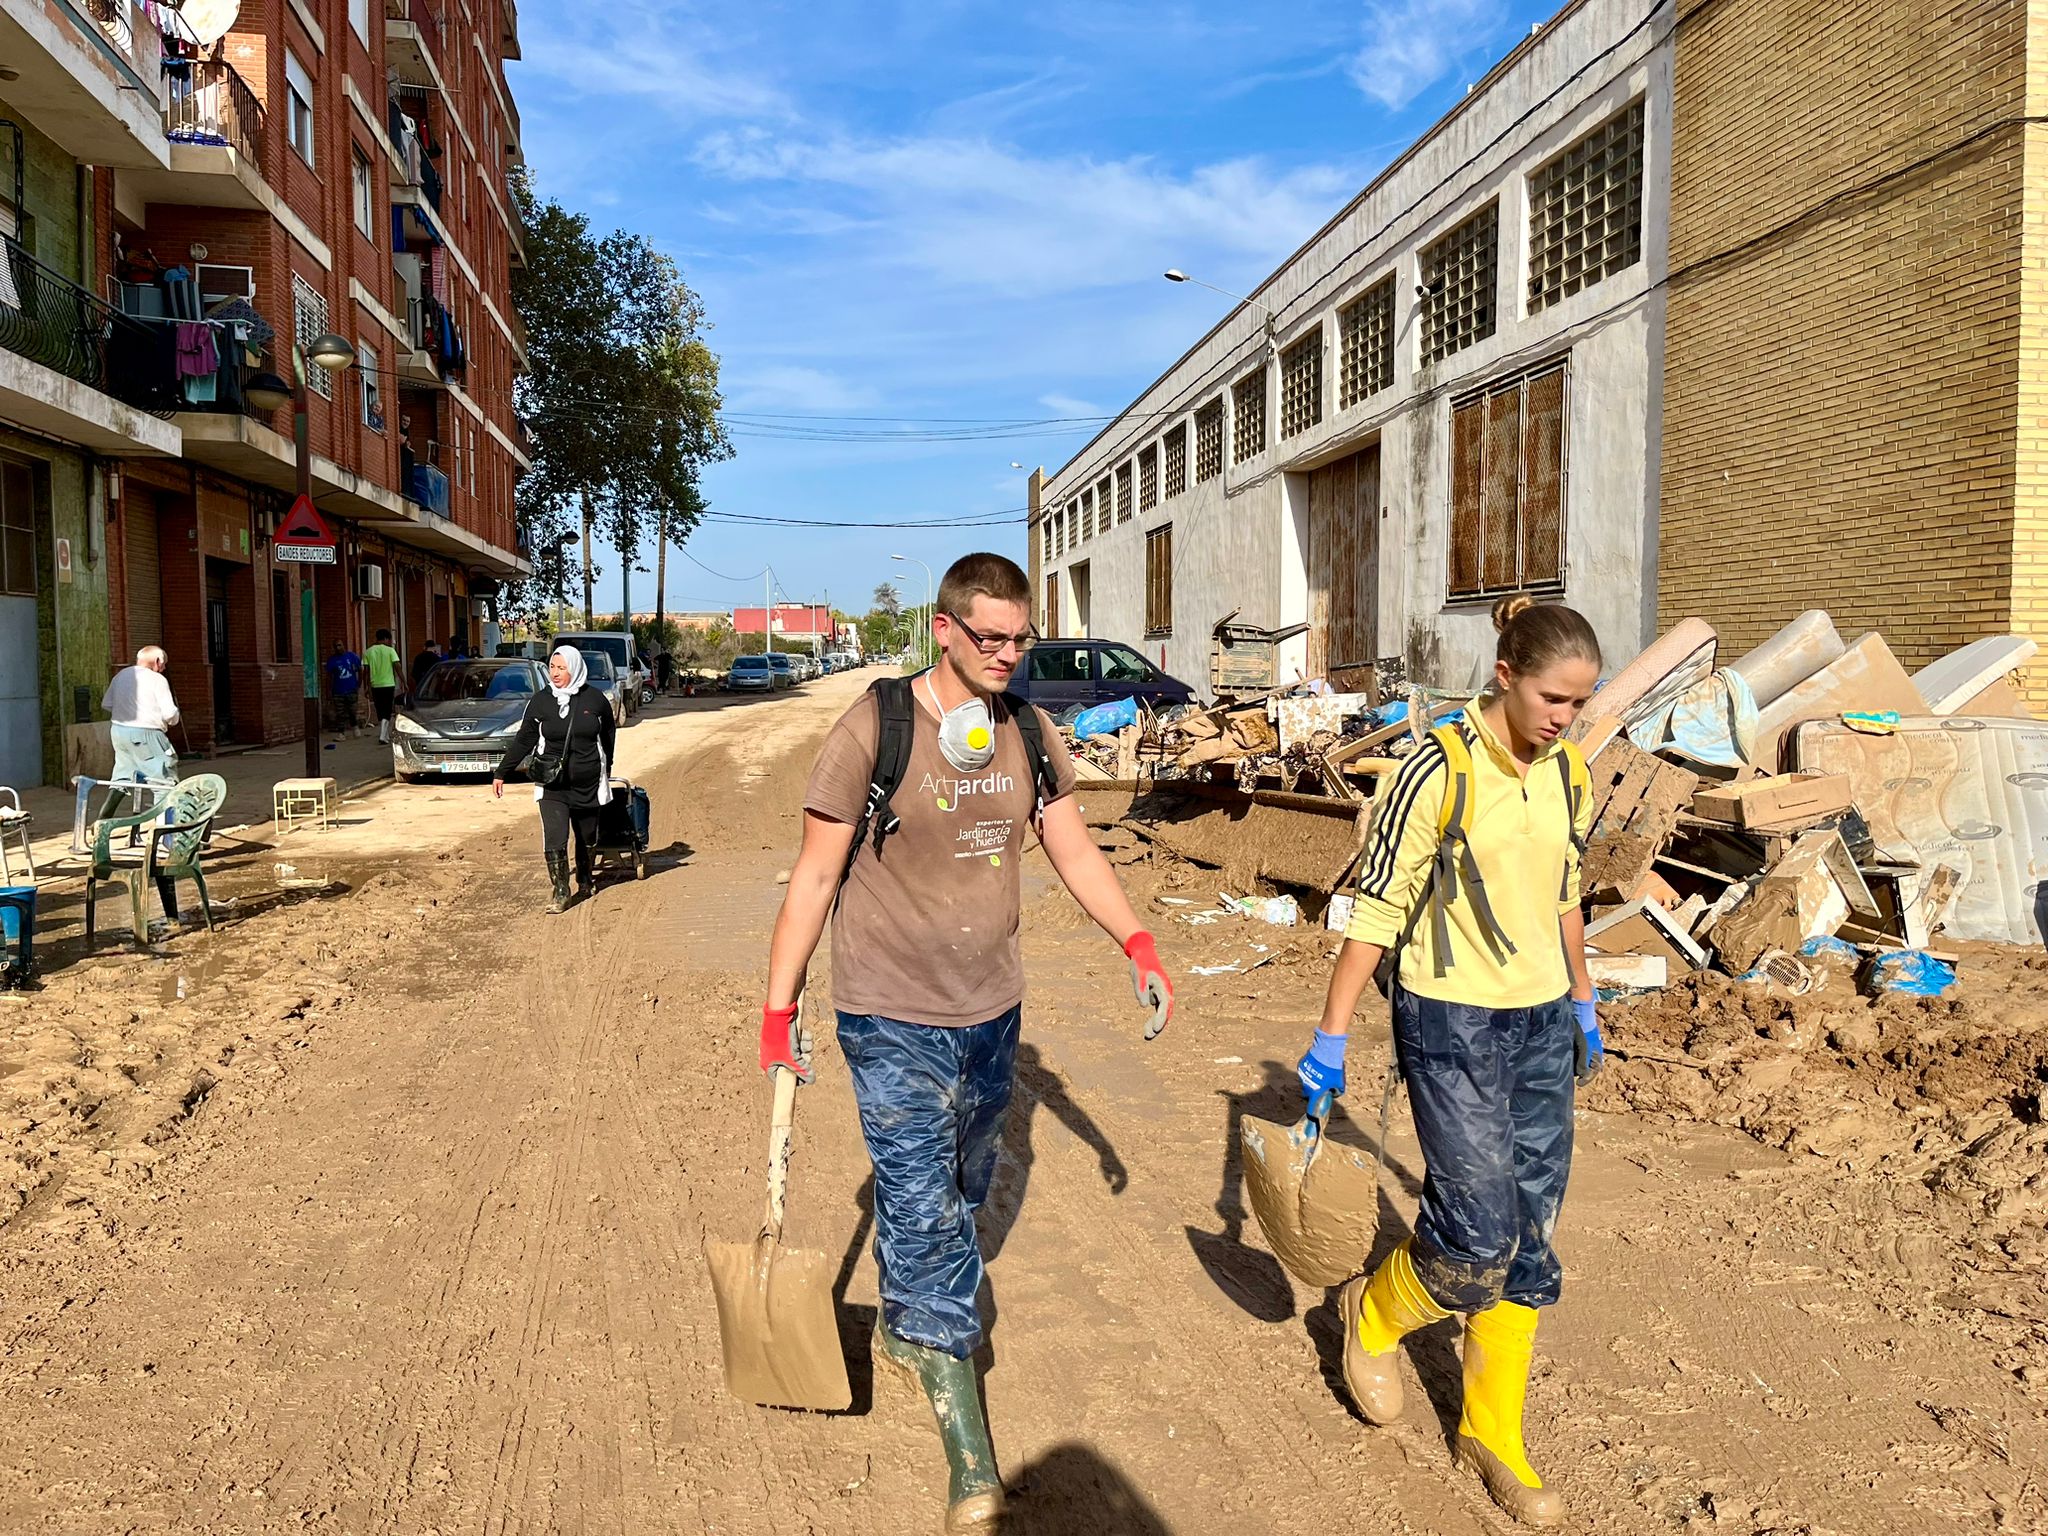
top-left (324, 643), bottom-right (362, 732)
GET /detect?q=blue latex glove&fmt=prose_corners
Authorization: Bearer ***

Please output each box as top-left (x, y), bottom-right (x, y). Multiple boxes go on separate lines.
top-left (1572, 997), bottom-right (1603, 1085)
top-left (1297, 1028), bottom-right (1349, 1102)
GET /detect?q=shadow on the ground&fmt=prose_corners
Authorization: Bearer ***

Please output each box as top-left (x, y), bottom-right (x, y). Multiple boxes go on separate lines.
top-left (1002, 1442), bottom-right (1173, 1534)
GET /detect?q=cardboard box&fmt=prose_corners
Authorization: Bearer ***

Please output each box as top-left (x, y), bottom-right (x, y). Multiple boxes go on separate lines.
top-left (1692, 771), bottom-right (1852, 828)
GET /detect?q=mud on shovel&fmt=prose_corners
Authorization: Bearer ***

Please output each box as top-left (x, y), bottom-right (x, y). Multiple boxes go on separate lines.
top-left (705, 1040), bottom-right (851, 1411)
top-left (1240, 1088), bottom-right (1382, 1287)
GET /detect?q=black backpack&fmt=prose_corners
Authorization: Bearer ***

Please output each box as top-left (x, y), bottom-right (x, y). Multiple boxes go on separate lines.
top-left (840, 676), bottom-right (1060, 888)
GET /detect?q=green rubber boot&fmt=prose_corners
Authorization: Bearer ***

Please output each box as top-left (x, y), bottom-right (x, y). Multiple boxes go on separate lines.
top-left (873, 1324), bottom-right (1005, 1533)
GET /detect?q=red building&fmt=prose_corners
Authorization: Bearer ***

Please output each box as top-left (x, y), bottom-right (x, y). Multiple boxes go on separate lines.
top-left (732, 604), bottom-right (833, 644)
top-left (98, 0), bottom-right (530, 750)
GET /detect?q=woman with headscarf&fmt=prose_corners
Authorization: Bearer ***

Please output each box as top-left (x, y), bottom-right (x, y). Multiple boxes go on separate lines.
top-left (494, 644), bottom-right (617, 912)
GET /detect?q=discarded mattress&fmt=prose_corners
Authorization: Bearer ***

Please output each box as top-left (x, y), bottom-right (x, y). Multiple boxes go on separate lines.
top-left (1912, 636), bottom-right (2038, 715)
top-left (1727, 610), bottom-right (1844, 708)
top-left (1791, 715), bottom-right (2048, 943)
top-left (1752, 633), bottom-right (1926, 770)
top-left (1574, 617), bottom-right (1716, 740)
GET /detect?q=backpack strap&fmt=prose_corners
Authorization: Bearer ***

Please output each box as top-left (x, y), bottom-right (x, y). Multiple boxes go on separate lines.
top-left (1423, 723), bottom-right (1517, 977)
top-left (841, 677), bottom-right (916, 891)
top-left (1555, 737), bottom-right (1590, 901)
top-left (1004, 692), bottom-right (1060, 817)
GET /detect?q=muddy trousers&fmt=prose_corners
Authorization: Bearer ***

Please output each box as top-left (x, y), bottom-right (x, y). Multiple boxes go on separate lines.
top-left (838, 1007), bottom-right (1021, 1361)
top-left (536, 798), bottom-right (599, 886)
top-left (1394, 989), bottom-right (1576, 1312)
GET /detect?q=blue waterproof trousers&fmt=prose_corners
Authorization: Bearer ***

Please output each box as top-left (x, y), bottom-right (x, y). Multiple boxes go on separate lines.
top-left (1393, 989), bottom-right (1576, 1312)
top-left (838, 1006), bottom-right (1020, 1359)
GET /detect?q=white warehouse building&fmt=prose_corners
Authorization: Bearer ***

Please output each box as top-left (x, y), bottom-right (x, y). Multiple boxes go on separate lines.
top-left (1028, 0), bottom-right (1672, 697)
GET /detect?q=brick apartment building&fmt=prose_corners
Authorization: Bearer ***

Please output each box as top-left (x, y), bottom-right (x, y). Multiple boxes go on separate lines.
top-left (0, 0), bottom-right (529, 784)
top-left (1030, 0), bottom-right (2048, 707)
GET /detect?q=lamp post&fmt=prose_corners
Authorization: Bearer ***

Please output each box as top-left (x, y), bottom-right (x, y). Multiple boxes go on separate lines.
top-left (1163, 268), bottom-right (1279, 347)
top-left (891, 553), bottom-right (934, 669)
top-left (246, 329), bottom-right (357, 777)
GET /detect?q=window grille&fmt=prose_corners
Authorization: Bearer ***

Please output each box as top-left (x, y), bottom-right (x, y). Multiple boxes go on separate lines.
top-left (1421, 200), bottom-right (1498, 365)
top-left (1138, 443), bottom-right (1158, 510)
top-left (1339, 276), bottom-right (1395, 408)
top-left (1194, 400), bottom-right (1223, 482)
top-left (1116, 461), bottom-right (1133, 522)
top-left (1097, 474), bottom-right (1115, 527)
top-left (293, 274), bottom-right (333, 398)
top-left (1232, 368), bottom-right (1266, 463)
top-left (1529, 99), bottom-right (1645, 313)
top-left (1163, 422), bottom-right (1188, 498)
top-left (1145, 524), bottom-right (1173, 636)
top-left (1280, 330), bottom-right (1322, 439)
top-left (1447, 360), bottom-right (1568, 598)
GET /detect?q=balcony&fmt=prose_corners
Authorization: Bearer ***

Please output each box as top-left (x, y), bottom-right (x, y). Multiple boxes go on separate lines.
top-left (499, 0), bottom-right (519, 58)
top-left (0, 237), bottom-right (181, 455)
top-left (384, 0), bottom-right (447, 92)
top-left (116, 60), bottom-right (283, 215)
top-left (0, 0), bottom-right (170, 167)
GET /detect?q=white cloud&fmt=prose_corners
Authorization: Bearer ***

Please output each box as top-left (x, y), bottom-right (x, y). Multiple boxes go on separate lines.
top-left (1039, 393), bottom-right (1103, 418)
top-left (727, 365), bottom-right (882, 412)
top-left (1348, 0), bottom-right (1507, 112)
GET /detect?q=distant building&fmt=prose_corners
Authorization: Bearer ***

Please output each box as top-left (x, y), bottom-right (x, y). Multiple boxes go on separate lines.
top-left (733, 604), bottom-right (832, 645)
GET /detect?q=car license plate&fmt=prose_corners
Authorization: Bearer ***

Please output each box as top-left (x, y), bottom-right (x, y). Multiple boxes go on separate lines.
top-left (440, 758), bottom-right (493, 774)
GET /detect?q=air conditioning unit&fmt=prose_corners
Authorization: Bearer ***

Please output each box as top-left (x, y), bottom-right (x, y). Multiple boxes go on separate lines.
top-left (469, 596), bottom-right (490, 617)
top-left (355, 564), bottom-right (386, 600)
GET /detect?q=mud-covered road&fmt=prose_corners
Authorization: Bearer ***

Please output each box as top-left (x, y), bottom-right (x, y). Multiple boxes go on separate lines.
top-left (2, 670), bottom-right (2043, 1534)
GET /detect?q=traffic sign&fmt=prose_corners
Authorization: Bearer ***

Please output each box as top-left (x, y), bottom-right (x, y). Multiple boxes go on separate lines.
top-left (276, 493), bottom-right (337, 549)
top-left (275, 543), bottom-right (338, 564)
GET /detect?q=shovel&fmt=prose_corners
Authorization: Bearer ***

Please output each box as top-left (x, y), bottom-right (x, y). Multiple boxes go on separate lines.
top-left (705, 1059), bottom-right (852, 1411)
top-left (1240, 1088), bottom-right (1381, 1288)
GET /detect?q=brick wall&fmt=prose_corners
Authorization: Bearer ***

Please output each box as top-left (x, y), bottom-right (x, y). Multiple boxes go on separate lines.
top-left (1661, 0), bottom-right (2037, 698)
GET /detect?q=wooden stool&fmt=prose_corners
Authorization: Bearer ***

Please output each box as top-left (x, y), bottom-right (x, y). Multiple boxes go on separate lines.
top-left (272, 777), bottom-right (338, 834)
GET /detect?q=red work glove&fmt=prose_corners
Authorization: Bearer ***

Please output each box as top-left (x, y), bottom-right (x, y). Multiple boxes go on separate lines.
top-left (1123, 931), bottom-right (1172, 1041)
top-left (759, 1003), bottom-right (813, 1082)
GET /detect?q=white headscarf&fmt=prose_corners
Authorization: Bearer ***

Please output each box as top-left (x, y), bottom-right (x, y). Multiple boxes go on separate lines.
top-left (547, 644), bottom-right (587, 718)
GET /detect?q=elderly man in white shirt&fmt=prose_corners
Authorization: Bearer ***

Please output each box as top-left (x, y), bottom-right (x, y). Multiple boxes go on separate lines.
top-left (103, 645), bottom-right (181, 788)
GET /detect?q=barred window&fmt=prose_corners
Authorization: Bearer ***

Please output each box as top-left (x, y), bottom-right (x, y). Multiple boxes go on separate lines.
top-left (1339, 276), bottom-right (1396, 408)
top-left (1163, 422), bottom-right (1188, 498)
top-left (1145, 523), bottom-right (1173, 636)
top-left (1529, 99), bottom-right (1644, 313)
top-left (1448, 360), bottom-right (1568, 598)
top-left (1115, 462), bottom-right (1133, 522)
top-left (292, 273), bottom-right (334, 398)
top-left (1138, 443), bottom-right (1158, 510)
top-left (1043, 512), bottom-right (1056, 564)
top-left (1232, 369), bottom-right (1266, 463)
top-left (1280, 330), bottom-right (1322, 439)
top-left (1194, 399), bottom-right (1223, 483)
top-left (1421, 200), bottom-right (1498, 365)
top-left (1097, 475), bottom-right (1115, 529)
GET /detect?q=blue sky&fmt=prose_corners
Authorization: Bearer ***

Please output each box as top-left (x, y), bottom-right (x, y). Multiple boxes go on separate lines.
top-left (508, 0), bottom-right (1554, 618)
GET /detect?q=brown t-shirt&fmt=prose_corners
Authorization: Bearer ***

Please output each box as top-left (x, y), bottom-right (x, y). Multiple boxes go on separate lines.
top-left (806, 688), bottom-right (1078, 1028)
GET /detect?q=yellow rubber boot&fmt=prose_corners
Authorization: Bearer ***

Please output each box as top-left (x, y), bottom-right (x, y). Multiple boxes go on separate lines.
top-left (1456, 1301), bottom-right (1564, 1527)
top-left (1338, 1240), bottom-right (1451, 1424)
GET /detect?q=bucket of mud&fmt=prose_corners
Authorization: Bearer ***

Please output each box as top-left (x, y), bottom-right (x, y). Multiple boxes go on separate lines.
top-left (0, 885), bottom-right (36, 979)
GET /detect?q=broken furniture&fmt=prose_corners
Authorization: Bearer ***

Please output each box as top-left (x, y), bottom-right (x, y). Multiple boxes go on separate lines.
top-left (272, 776), bottom-right (339, 836)
top-left (68, 772), bottom-right (177, 857)
top-left (0, 787), bottom-right (32, 882)
top-left (1209, 609), bottom-right (1310, 697)
top-left (84, 774), bottom-right (228, 946)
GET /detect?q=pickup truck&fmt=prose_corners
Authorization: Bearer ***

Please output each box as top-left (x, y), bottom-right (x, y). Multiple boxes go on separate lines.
top-left (1008, 639), bottom-right (1198, 714)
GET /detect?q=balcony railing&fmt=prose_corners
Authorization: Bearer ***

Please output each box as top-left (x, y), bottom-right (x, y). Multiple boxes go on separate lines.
top-left (164, 60), bottom-right (266, 166)
top-left (0, 238), bottom-right (179, 415)
top-left (75, 0), bottom-right (164, 95)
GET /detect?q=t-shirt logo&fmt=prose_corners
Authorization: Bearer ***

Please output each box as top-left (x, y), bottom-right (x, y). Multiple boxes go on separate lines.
top-left (921, 768), bottom-right (1016, 812)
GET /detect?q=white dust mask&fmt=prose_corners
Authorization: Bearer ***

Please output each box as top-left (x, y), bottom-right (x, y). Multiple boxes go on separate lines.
top-left (924, 673), bottom-right (997, 773)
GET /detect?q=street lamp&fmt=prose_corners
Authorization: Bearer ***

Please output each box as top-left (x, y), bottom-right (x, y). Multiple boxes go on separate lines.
top-left (892, 553), bottom-right (934, 670)
top-left (252, 330), bottom-right (356, 775)
top-left (1163, 269), bottom-right (1278, 346)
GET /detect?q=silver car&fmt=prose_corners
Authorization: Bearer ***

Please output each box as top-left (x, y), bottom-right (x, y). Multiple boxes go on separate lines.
top-left (579, 650), bottom-right (628, 723)
top-left (392, 659), bottom-right (544, 780)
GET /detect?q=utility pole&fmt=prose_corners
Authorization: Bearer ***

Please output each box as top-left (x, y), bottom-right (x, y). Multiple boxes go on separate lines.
top-left (580, 492), bottom-right (594, 628)
top-left (654, 506), bottom-right (667, 645)
top-left (620, 528), bottom-right (630, 633)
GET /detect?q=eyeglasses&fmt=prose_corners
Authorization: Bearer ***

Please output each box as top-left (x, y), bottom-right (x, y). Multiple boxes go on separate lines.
top-left (944, 612), bottom-right (1039, 655)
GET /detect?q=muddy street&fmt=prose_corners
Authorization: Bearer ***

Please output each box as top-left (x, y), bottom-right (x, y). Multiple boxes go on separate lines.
top-left (0, 670), bottom-right (2042, 1535)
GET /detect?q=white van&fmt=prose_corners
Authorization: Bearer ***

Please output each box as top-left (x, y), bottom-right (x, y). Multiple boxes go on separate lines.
top-left (552, 630), bottom-right (643, 719)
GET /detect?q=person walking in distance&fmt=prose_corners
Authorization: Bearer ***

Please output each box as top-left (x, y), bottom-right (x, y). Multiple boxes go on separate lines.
top-left (492, 644), bottom-right (616, 913)
top-left (103, 645), bottom-right (180, 793)
top-left (1296, 594), bottom-right (1601, 1528)
top-left (364, 629), bottom-right (402, 745)
top-left (323, 641), bottom-right (362, 733)
top-left (761, 552), bottom-right (1174, 1532)
top-left (411, 637), bottom-right (441, 692)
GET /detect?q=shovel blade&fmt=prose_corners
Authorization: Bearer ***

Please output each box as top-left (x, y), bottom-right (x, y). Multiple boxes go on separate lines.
top-left (1240, 1108), bottom-right (1380, 1288)
top-left (704, 1234), bottom-right (852, 1411)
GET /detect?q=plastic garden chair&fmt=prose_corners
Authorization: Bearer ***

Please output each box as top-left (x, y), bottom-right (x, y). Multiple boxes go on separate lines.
top-left (0, 788), bottom-right (31, 882)
top-left (84, 773), bottom-right (227, 945)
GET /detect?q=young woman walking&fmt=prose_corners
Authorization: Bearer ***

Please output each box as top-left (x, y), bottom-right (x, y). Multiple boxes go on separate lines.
top-left (1297, 594), bottom-right (1602, 1527)
top-left (493, 644), bottom-right (617, 913)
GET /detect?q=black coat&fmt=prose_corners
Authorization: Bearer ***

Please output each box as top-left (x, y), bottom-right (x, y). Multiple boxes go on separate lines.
top-left (497, 684), bottom-right (617, 808)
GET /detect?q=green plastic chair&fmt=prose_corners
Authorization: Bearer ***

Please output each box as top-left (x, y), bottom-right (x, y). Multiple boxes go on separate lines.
top-left (85, 773), bottom-right (227, 945)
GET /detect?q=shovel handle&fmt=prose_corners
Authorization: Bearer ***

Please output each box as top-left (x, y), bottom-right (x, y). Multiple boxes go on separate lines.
top-left (761, 1063), bottom-right (799, 1243)
top-left (1303, 1089), bottom-right (1334, 1142)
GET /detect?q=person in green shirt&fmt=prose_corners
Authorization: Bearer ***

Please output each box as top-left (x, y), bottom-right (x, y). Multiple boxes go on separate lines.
top-left (363, 629), bottom-right (402, 744)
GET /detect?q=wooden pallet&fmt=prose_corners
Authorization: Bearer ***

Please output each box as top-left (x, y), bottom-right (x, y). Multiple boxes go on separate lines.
top-left (1581, 738), bottom-right (1700, 900)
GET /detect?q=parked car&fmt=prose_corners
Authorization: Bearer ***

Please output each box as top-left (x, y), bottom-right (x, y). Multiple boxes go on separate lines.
top-left (579, 649), bottom-right (629, 723)
top-left (552, 630), bottom-right (642, 718)
top-left (391, 659), bottom-right (544, 781)
top-left (494, 639), bottom-right (550, 661)
top-left (766, 652), bottom-right (799, 689)
top-left (728, 654), bottom-right (776, 692)
top-left (1006, 638), bottom-right (1198, 713)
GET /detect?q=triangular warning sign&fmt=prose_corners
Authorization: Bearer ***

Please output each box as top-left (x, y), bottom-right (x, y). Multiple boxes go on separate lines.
top-left (277, 494), bottom-right (336, 545)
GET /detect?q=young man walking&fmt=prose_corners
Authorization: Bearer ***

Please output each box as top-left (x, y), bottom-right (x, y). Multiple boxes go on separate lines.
top-left (761, 552), bottom-right (1172, 1533)
top-left (323, 642), bottom-right (362, 733)
top-left (363, 629), bottom-right (402, 745)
